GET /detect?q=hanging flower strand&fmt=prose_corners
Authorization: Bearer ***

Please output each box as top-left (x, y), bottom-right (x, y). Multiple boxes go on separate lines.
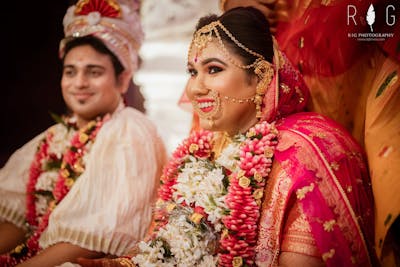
top-left (219, 121), bottom-right (278, 266)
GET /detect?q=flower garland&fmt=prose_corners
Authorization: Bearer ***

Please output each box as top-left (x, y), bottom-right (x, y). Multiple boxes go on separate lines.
top-left (133, 120), bottom-right (278, 267)
top-left (0, 116), bottom-right (107, 266)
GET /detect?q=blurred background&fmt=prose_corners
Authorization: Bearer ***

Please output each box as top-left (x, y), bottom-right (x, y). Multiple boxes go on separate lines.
top-left (0, 0), bottom-right (219, 166)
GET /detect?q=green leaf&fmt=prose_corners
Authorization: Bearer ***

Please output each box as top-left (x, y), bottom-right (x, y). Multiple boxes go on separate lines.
top-left (44, 160), bottom-right (62, 170)
top-left (384, 213), bottom-right (392, 226)
top-left (376, 71), bottom-right (397, 97)
top-left (49, 111), bottom-right (65, 125)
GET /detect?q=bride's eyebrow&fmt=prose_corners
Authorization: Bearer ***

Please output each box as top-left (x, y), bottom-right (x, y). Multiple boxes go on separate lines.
top-left (201, 58), bottom-right (228, 66)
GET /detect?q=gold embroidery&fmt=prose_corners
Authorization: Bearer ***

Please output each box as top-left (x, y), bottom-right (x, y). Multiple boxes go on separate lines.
top-left (256, 163), bottom-right (292, 266)
top-left (322, 249), bottom-right (335, 262)
top-left (281, 202), bottom-right (320, 257)
top-left (330, 161), bottom-right (339, 171)
top-left (299, 37), bottom-right (304, 49)
top-left (347, 186), bottom-right (352, 193)
top-left (280, 83), bottom-right (291, 93)
top-left (312, 132), bottom-right (326, 138)
top-left (296, 183), bottom-right (315, 200)
top-left (323, 219), bottom-right (336, 232)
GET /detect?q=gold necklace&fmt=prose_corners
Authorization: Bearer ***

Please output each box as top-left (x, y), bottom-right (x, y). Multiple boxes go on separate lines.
top-left (212, 131), bottom-right (232, 159)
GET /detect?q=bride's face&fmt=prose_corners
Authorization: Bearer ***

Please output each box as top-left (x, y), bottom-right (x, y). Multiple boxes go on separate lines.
top-left (186, 40), bottom-right (259, 136)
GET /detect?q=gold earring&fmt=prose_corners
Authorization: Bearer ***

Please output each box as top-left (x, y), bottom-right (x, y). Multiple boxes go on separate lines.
top-left (254, 59), bottom-right (274, 119)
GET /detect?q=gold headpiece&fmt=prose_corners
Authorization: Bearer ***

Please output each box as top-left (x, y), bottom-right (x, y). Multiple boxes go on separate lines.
top-left (188, 20), bottom-right (274, 119)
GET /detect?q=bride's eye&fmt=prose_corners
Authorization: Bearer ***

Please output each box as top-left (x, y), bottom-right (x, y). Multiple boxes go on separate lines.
top-left (209, 66), bottom-right (222, 74)
top-left (187, 68), bottom-right (197, 77)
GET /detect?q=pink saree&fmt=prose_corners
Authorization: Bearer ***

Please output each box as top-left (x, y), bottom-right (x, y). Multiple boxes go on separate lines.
top-left (256, 112), bottom-right (375, 266)
top-left (253, 45), bottom-right (376, 266)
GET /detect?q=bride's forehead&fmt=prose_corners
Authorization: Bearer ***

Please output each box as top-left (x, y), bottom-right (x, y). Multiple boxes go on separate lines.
top-left (188, 41), bottom-right (240, 64)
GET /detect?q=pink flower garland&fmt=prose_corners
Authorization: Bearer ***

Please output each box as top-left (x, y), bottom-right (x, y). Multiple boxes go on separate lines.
top-left (157, 121), bottom-right (278, 267)
top-left (158, 130), bottom-right (213, 201)
top-left (0, 116), bottom-right (107, 266)
top-left (25, 131), bottom-right (52, 228)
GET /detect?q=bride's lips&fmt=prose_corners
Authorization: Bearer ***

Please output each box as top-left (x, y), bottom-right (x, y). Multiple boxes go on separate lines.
top-left (195, 98), bottom-right (216, 113)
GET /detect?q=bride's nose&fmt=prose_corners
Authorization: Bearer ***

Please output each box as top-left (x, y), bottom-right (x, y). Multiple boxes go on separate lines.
top-left (186, 74), bottom-right (209, 99)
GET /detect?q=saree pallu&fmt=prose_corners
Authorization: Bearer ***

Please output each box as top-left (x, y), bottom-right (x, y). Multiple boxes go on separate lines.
top-left (256, 112), bottom-right (376, 266)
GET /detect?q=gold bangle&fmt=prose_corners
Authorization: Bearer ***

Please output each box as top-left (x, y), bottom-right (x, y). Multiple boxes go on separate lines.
top-left (219, 0), bottom-right (227, 11)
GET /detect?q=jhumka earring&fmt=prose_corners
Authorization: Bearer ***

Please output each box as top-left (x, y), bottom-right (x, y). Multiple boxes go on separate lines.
top-left (254, 60), bottom-right (274, 119)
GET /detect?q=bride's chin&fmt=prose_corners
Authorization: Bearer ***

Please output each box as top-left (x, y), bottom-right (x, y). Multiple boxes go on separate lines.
top-left (199, 118), bottom-right (215, 130)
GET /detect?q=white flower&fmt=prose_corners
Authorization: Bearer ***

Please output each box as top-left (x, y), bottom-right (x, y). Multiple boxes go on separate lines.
top-left (195, 168), bottom-right (227, 224)
top-left (87, 11), bottom-right (101, 26)
top-left (35, 171), bottom-right (58, 191)
top-left (215, 142), bottom-right (241, 171)
top-left (35, 195), bottom-right (50, 216)
top-left (173, 158), bottom-right (227, 226)
top-left (133, 207), bottom-right (217, 266)
top-left (173, 159), bottom-right (209, 204)
top-left (47, 124), bottom-right (75, 158)
top-left (198, 255), bottom-right (218, 266)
